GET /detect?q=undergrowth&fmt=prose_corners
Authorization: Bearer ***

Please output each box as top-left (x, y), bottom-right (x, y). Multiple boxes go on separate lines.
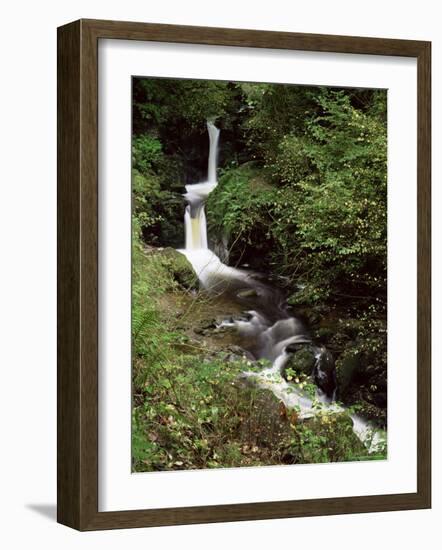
top-left (131, 225), bottom-right (381, 471)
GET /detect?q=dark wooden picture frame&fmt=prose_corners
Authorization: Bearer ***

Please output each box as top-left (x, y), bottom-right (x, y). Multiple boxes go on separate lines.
top-left (57, 18), bottom-right (431, 531)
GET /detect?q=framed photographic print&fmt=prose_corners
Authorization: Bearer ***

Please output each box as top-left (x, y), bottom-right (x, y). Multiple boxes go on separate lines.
top-left (57, 19), bottom-right (431, 530)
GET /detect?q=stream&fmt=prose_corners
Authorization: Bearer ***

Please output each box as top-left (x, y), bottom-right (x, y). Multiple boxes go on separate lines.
top-left (179, 122), bottom-right (386, 455)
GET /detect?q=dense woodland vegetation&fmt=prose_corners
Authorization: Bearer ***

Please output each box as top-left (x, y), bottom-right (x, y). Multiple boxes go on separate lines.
top-left (132, 77), bottom-right (387, 471)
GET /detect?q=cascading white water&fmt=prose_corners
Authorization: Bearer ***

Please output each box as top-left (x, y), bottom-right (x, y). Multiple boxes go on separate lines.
top-left (180, 122), bottom-right (249, 288)
top-left (207, 121), bottom-right (219, 184)
top-left (178, 122), bottom-right (386, 455)
top-left (183, 121), bottom-right (219, 251)
top-left (184, 205), bottom-right (208, 250)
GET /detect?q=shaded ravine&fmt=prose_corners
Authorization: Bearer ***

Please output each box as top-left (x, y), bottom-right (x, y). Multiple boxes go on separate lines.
top-left (179, 122), bottom-right (386, 455)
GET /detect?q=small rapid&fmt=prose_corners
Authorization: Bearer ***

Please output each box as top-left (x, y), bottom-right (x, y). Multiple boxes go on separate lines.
top-left (178, 121), bottom-right (386, 455)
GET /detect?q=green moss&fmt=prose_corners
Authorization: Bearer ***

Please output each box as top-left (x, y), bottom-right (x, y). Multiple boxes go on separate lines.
top-left (132, 234), bottom-right (296, 471)
top-left (130, 81), bottom-right (389, 469)
top-left (131, 234), bottom-right (383, 471)
top-left (284, 347), bottom-right (316, 377)
top-left (155, 247), bottom-right (199, 291)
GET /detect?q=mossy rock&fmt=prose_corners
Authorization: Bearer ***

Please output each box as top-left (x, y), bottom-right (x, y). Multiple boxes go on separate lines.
top-left (284, 346), bottom-right (316, 377)
top-left (156, 247), bottom-right (199, 290)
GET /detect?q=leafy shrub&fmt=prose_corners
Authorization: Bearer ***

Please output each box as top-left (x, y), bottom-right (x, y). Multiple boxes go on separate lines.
top-left (132, 134), bottom-right (163, 174)
top-left (287, 412), bottom-right (367, 464)
top-left (131, 79), bottom-right (389, 464)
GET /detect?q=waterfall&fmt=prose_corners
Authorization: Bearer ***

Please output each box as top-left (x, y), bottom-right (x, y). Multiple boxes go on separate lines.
top-left (180, 122), bottom-right (248, 288)
top-left (184, 205), bottom-right (208, 250)
top-left (207, 121), bottom-right (220, 184)
top-left (183, 122), bottom-right (220, 251)
top-left (178, 122), bottom-right (386, 454)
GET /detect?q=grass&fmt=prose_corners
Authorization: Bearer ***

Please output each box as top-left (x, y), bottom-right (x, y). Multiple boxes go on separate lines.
top-left (131, 228), bottom-right (386, 471)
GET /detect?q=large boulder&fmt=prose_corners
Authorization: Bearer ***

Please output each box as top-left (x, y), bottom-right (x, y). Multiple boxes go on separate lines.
top-left (283, 343), bottom-right (336, 398)
top-left (313, 346), bottom-right (336, 397)
top-left (156, 247), bottom-right (199, 290)
top-left (284, 344), bottom-right (316, 376)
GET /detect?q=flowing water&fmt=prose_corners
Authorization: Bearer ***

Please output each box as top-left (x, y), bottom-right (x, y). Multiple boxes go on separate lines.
top-left (179, 122), bottom-right (385, 455)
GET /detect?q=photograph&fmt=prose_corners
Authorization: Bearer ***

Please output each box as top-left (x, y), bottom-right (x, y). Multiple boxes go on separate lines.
top-left (52, 10), bottom-right (432, 534)
top-left (131, 77), bottom-right (388, 472)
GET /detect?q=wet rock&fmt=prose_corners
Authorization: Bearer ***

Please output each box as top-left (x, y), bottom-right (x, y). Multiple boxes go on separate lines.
top-left (284, 345), bottom-right (316, 377)
top-left (315, 346), bottom-right (335, 374)
top-left (283, 343), bottom-right (337, 398)
top-left (208, 344), bottom-right (256, 364)
top-left (224, 353), bottom-right (245, 362)
top-left (313, 346), bottom-right (336, 397)
top-left (235, 312), bottom-right (255, 322)
top-left (294, 305), bottom-right (329, 329)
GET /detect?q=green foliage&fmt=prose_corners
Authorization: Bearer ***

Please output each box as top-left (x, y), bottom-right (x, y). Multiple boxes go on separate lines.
top-left (131, 231), bottom-right (381, 471)
top-left (132, 82), bottom-right (387, 306)
top-left (242, 83), bottom-right (317, 163)
top-left (134, 78), bottom-right (234, 130)
top-left (132, 170), bottom-right (162, 231)
top-left (205, 85), bottom-right (388, 422)
top-left (206, 164), bottom-right (276, 264)
top-left (288, 412), bottom-right (367, 464)
top-left (271, 135), bottom-right (312, 184)
top-left (132, 133), bottom-right (184, 247)
top-left (131, 78), bottom-right (389, 465)
top-left (131, 230), bottom-right (282, 471)
top-left (132, 353), bottom-right (250, 471)
top-left (208, 88), bottom-right (387, 303)
top-left (284, 367), bottom-right (317, 399)
top-left (289, 89), bottom-right (387, 298)
top-left (132, 134), bottom-right (163, 173)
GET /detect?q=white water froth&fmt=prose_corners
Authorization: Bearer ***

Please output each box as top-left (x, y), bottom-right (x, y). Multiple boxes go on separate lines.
top-left (180, 248), bottom-right (248, 289)
top-left (207, 120), bottom-right (219, 184)
top-left (178, 121), bottom-right (386, 455)
top-left (243, 348), bottom-right (385, 454)
top-left (181, 122), bottom-right (249, 288)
